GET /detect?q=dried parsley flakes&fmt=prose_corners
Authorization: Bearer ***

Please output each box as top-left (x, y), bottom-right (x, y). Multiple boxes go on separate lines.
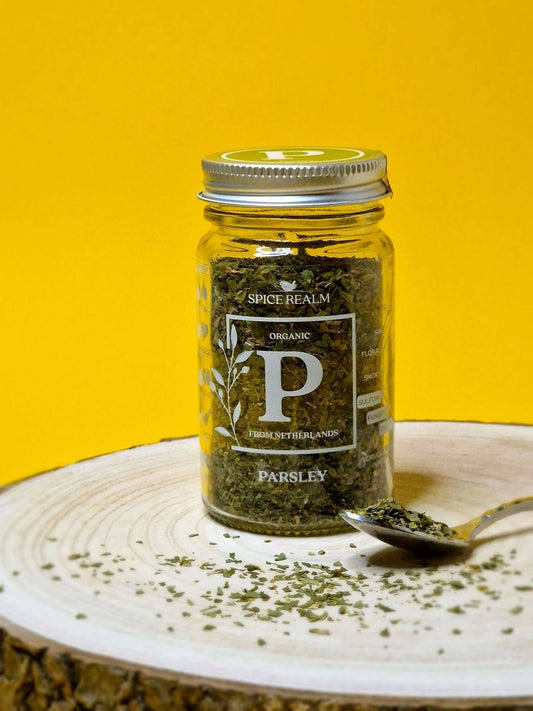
top-left (353, 498), bottom-right (459, 540)
top-left (198, 253), bottom-right (393, 535)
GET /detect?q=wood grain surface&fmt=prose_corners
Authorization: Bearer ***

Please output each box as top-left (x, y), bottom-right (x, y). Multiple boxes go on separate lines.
top-left (1, 421), bottom-right (533, 710)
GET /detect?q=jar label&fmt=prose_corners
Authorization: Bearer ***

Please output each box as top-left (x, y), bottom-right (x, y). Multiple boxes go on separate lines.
top-left (209, 312), bottom-right (357, 454)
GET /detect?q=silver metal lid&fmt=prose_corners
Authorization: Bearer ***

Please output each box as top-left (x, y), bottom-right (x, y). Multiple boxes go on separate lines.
top-left (199, 147), bottom-right (391, 207)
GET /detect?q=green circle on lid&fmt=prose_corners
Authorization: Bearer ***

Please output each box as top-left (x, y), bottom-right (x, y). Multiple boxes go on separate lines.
top-left (218, 147), bottom-right (370, 164)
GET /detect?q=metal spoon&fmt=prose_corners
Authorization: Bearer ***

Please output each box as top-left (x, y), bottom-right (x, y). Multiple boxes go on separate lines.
top-left (340, 496), bottom-right (533, 554)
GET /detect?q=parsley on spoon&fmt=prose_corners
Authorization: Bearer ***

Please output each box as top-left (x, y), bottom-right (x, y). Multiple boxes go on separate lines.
top-left (341, 496), bottom-right (533, 554)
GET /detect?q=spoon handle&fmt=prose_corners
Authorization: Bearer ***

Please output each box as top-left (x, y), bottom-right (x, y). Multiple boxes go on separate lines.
top-left (456, 496), bottom-right (533, 542)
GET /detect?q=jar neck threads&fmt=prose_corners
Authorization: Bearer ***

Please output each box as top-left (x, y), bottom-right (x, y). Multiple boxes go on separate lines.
top-left (203, 203), bottom-right (385, 233)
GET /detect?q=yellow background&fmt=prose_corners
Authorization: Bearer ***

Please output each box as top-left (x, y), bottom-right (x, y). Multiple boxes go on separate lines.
top-left (1, 1), bottom-right (532, 485)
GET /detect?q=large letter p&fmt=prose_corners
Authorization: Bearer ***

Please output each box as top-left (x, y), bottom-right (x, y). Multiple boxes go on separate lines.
top-left (256, 351), bottom-right (324, 423)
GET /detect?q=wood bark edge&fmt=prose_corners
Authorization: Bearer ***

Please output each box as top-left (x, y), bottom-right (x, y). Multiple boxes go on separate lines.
top-left (1, 625), bottom-right (532, 711)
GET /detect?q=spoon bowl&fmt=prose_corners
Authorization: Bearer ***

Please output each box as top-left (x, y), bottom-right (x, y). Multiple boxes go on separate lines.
top-left (340, 510), bottom-right (468, 554)
top-left (340, 496), bottom-right (533, 555)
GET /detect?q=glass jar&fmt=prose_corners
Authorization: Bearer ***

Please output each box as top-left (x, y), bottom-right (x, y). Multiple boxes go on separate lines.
top-left (196, 147), bottom-right (394, 535)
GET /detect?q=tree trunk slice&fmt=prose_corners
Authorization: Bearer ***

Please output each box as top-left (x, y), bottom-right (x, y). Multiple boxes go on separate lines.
top-left (1, 421), bottom-right (533, 710)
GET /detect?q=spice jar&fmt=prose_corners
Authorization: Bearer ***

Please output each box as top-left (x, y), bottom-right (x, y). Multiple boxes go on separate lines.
top-left (197, 147), bottom-right (394, 535)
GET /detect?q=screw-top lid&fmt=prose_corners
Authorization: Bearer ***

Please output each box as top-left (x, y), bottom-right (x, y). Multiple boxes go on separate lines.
top-left (199, 147), bottom-right (391, 207)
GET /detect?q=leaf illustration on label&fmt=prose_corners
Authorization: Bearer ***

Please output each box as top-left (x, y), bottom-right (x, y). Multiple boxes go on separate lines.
top-left (214, 426), bottom-right (232, 438)
top-left (230, 324), bottom-right (238, 349)
top-left (211, 368), bottom-right (225, 386)
top-left (209, 323), bottom-right (254, 447)
top-left (235, 349), bottom-right (253, 364)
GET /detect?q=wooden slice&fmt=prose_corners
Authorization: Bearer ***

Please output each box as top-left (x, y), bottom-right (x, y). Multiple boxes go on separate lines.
top-left (1, 421), bottom-right (533, 710)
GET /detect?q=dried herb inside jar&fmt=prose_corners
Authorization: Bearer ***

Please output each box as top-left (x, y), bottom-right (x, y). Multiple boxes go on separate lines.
top-left (198, 251), bottom-right (392, 535)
